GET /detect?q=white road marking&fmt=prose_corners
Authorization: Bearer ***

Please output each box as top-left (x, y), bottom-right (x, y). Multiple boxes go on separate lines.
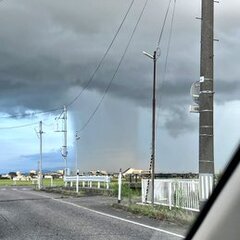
top-left (18, 190), bottom-right (185, 239)
top-left (0, 188), bottom-right (6, 191)
top-left (54, 198), bottom-right (185, 239)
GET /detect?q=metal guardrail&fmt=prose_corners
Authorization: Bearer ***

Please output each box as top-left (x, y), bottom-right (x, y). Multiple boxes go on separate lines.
top-left (64, 175), bottom-right (111, 192)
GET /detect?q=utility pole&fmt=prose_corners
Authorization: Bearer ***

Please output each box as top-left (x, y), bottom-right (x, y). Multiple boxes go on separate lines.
top-left (151, 50), bottom-right (157, 206)
top-left (55, 105), bottom-right (68, 182)
top-left (62, 105), bottom-right (68, 177)
top-left (199, 0), bottom-right (215, 206)
top-left (75, 131), bottom-right (80, 174)
top-left (39, 121), bottom-right (43, 189)
top-left (143, 50), bottom-right (157, 205)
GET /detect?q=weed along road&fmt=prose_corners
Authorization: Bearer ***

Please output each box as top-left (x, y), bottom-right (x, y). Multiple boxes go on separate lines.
top-left (0, 187), bottom-right (187, 240)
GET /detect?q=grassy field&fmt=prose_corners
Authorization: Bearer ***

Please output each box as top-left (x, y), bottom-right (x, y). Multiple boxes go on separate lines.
top-left (0, 178), bottom-right (64, 187)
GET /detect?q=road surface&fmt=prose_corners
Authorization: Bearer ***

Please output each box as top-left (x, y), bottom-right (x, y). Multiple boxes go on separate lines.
top-left (0, 187), bottom-right (187, 240)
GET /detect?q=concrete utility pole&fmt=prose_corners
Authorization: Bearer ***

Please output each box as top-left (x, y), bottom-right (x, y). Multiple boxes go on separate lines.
top-left (143, 50), bottom-right (157, 205)
top-left (75, 131), bottom-right (80, 174)
top-left (62, 105), bottom-right (68, 177)
top-left (151, 50), bottom-right (157, 206)
top-left (199, 0), bottom-right (215, 205)
top-left (38, 121), bottom-right (43, 189)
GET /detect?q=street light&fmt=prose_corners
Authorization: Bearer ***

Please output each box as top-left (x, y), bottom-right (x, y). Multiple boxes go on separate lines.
top-left (143, 50), bottom-right (157, 206)
top-left (142, 51), bottom-right (154, 59)
top-left (75, 131), bottom-right (80, 174)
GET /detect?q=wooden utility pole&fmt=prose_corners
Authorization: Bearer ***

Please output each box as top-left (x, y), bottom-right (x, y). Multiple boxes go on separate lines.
top-left (199, 0), bottom-right (215, 205)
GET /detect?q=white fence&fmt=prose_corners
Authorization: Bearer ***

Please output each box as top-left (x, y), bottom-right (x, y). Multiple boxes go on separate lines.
top-left (142, 179), bottom-right (200, 211)
top-left (64, 175), bottom-right (111, 192)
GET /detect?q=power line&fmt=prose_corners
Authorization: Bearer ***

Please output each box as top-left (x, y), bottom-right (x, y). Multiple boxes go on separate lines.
top-left (156, 0), bottom-right (176, 128)
top-left (78, 0), bottom-right (150, 132)
top-left (67, 0), bottom-right (135, 108)
top-left (0, 107), bottom-right (62, 119)
top-left (0, 110), bottom-right (62, 130)
top-left (0, 122), bottom-right (38, 130)
top-left (156, 0), bottom-right (173, 49)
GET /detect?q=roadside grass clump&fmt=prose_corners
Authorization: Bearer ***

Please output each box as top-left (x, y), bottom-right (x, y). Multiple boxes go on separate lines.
top-left (41, 187), bottom-right (85, 197)
top-left (112, 203), bottom-right (197, 226)
top-left (41, 185), bottom-right (114, 198)
top-left (111, 182), bottom-right (141, 198)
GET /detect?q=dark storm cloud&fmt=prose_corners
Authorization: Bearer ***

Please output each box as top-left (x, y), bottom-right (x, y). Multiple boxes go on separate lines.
top-left (0, 0), bottom-right (239, 124)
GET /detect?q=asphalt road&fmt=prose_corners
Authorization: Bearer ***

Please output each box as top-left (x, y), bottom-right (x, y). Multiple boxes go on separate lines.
top-left (0, 187), bottom-right (187, 240)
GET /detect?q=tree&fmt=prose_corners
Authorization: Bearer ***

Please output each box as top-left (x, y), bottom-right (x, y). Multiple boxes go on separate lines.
top-left (8, 172), bottom-right (17, 179)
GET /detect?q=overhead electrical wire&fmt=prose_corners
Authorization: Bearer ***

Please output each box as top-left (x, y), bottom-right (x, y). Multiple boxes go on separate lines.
top-left (156, 0), bottom-right (177, 128)
top-left (0, 107), bottom-right (62, 119)
top-left (0, 122), bottom-right (38, 130)
top-left (156, 0), bottom-right (173, 49)
top-left (66, 0), bottom-right (135, 107)
top-left (163, 0), bottom-right (176, 79)
top-left (78, 0), bottom-right (150, 132)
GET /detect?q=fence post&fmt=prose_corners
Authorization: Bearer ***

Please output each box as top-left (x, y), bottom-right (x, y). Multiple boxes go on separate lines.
top-left (51, 176), bottom-right (53, 187)
top-left (168, 181), bottom-right (172, 210)
top-left (118, 169), bottom-right (122, 203)
top-left (98, 182), bottom-right (100, 189)
top-left (106, 176), bottom-right (110, 189)
top-left (76, 173), bottom-right (79, 193)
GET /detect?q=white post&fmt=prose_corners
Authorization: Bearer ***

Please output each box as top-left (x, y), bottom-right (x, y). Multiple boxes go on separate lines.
top-left (75, 132), bottom-right (80, 175)
top-left (90, 181), bottom-right (92, 188)
top-left (98, 182), bottom-right (100, 189)
top-left (70, 181), bottom-right (73, 187)
top-left (76, 174), bottom-right (79, 193)
top-left (51, 176), bottom-right (53, 187)
top-left (118, 169), bottom-right (122, 203)
top-left (168, 181), bottom-right (172, 210)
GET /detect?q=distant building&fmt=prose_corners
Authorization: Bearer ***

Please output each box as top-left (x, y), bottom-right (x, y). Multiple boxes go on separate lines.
top-left (57, 170), bottom-right (64, 175)
top-left (122, 168), bottom-right (148, 177)
top-left (13, 171), bottom-right (31, 181)
top-left (0, 174), bottom-right (11, 179)
top-left (89, 170), bottom-right (108, 176)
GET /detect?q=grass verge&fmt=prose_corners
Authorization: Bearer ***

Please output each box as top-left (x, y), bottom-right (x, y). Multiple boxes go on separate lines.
top-left (40, 186), bottom-right (113, 198)
top-left (112, 202), bottom-right (197, 226)
top-left (0, 178), bottom-right (64, 187)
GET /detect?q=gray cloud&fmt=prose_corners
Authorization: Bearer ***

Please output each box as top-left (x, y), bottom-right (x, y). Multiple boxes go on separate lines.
top-left (0, 0), bottom-right (239, 135)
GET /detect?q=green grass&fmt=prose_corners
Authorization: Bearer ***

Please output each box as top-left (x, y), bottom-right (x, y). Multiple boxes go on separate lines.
top-left (0, 178), bottom-right (64, 187)
top-left (111, 182), bottom-right (141, 198)
top-left (113, 203), bottom-right (197, 225)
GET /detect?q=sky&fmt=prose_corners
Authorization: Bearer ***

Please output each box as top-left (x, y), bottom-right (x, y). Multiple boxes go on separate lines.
top-left (0, 0), bottom-right (239, 174)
